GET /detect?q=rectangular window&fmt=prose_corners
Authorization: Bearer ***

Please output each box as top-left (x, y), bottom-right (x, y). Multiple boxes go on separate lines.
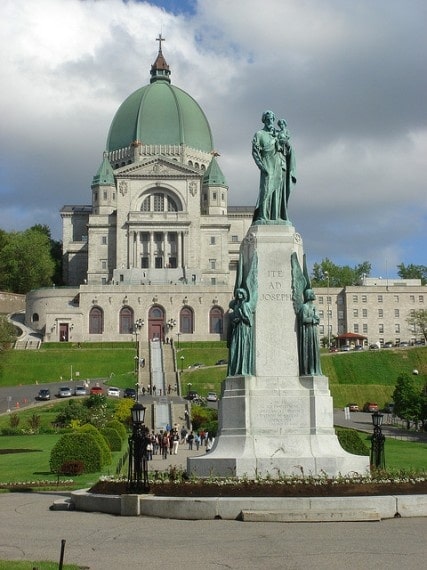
top-left (353, 295), bottom-right (358, 303)
top-left (101, 236), bottom-right (107, 245)
top-left (353, 309), bottom-right (358, 317)
top-left (378, 309), bottom-right (383, 318)
top-left (154, 232), bottom-right (162, 242)
top-left (326, 296), bottom-right (331, 305)
top-left (338, 310), bottom-right (344, 319)
top-left (101, 277), bottom-right (107, 285)
top-left (362, 295), bottom-right (367, 303)
top-left (379, 324), bottom-right (384, 333)
top-left (395, 323), bottom-right (400, 333)
top-left (141, 257), bottom-right (149, 269)
top-left (212, 192), bottom-right (217, 200)
top-left (319, 325), bottom-right (324, 335)
top-left (318, 297), bottom-right (324, 304)
top-left (155, 257), bottom-right (163, 269)
top-left (362, 324), bottom-right (368, 334)
top-left (337, 296), bottom-right (343, 305)
top-left (378, 295), bottom-right (383, 303)
top-left (410, 295), bottom-right (415, 303)
top-left (362, 309), bottom-right (368, 318)
top-left (209, 259), bottom-right (216, 270)
top-left (394, 295), bottom-right (399, 302)
top-left (103, 191), bottom-right (108, 200)
top-left (394, 309), bottom-right (400, 317)
top-left (101, 260), bottom-right (107, 270)
top-left (319, 310), bottom-right (324, 318)
top-left (354, 324), bottom-right (359, 333)
top-left (419, 296), bottom-right (424, 303)
top-left (232, 235), bottom-right (239, 243)
top-left (210, 236), bottom-right (216, 245)
top-left (211, 277), bottom-right (216, 285)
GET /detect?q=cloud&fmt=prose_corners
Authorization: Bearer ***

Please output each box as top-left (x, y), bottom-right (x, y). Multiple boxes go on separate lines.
top-left (0, 0), bottom-right (426, 278)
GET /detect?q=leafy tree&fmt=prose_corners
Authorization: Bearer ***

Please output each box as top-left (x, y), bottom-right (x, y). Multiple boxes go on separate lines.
top-left (0, 228), bottom-right (55, 293)
top-left (392, 373), bottom-right (422, 428)
top-left (406, 309), bottom-right (427, 341)
top-left (397, 263), bottom-right (427, 285)
top-left (311, 258), bottom-right (371, 287)
top-left (0, 315), bottom-right (17, 349)
top-left (30, 224), bottom-right (63, 285)
top-left (54, 399), bottom-right (89, 427)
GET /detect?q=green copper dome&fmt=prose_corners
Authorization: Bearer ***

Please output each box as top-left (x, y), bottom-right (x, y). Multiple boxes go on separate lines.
top-left (106, 47), bottom-right (214, 154)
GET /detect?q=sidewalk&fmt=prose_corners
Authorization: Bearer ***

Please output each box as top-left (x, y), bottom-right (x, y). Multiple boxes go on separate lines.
top-left (147, 442), bottom-right (209, 472)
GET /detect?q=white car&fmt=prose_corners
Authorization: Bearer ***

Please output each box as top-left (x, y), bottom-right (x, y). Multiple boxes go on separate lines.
top-left (74, 386), bottom-right (87, 396)
top-left (206, 392), bottom-right (218, 402)
top-left (107, 387), bottom-right (121, 397)
top-left (58, 386), bottom-right (72, 398)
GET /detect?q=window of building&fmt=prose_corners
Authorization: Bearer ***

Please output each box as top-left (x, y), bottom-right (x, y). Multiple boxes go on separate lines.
top-left (221, 193), bottom-right (225, 201)
top-left (362, 323), bottom-right (368, 334)
top-left (103, 191), bottom-right (108, 200)
top-left (338, 310), bottom-right (344, 319)
top-left (353, 295), bottom-right (358, 303)
top-left (379, 323), bottom-right (384, 333)
top-left (101, 236), bottom-right (107, 245)
top-left (167, 196), bottom-right (177, 212)
top-left (378, 295), bottom-right (383, 303)
top-left (101, 277), bottom-right (107, 285)
top-left (32, 313), bottom-right (39, 322)
top-left (319, 325), bottom-right (324, 335)
top-left (337, 296), bottom-right (343, 305)
top-left (180, 307), bottom-right (194, 334)
top-left (119, 306), bottom-right (134, 334)
top-left (209, 259), bottom-right (216, 270)
top-left (211, 278), bottom-right (216, 285)
top-left (210, 236), bottom-right (216, 245)
top-left (89, 307), bottom-right (103, 334)
top-left (394, 295), bottom-right (399, 302)
top-left (354, 324), bottom-right (359, 333)
top-left (232, 235), bottom-right (239, 243)
top-left (318, 297), bottom-right (324, 304)
top-left (155, 257), bottom-right (163, 269)
top-left (326, 296), bottom-right (331, 305)
top-left (319, 310), bottom-right (324, 318)
top-left (140, 232), bottom-right (149, 242)
top-left (394, 309), bottom-right (400, 317)
top-left (101, 260), bottom-right (107, 270)
top-left (378, 309), bottom-right (383, 318)
top-left (153, 193), bottom-right (164, 211)
top-left (410, 295), bottom-right (415, 303)
top-left (362, 309), bottom-right (368, 318)
top-left (168, 257), bottom-right (177, 268)
top-left (419, 296), bottom-right (424, 303)
top-left (209, 307), bottom-right (224, 334)
top-left (353, 309), bottom-right (358, 317)
top-left (141, 192), bottom-right (180, 212)
top-left (395, 323), bottom-right (400, 333)
top-left (212, 192), bottom-right (217, 200)
top-left (141, 257), bottom-right (149, 269)
top-left (362, 295), bottom-right (367, 303)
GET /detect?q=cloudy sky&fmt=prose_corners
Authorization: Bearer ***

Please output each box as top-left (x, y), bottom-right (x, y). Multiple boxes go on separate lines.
top-left (1, 0), bottom-right (426, 277)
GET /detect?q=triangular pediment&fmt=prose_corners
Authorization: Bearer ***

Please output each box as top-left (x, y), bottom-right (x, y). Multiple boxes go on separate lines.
top-left (114, 157), bottom-right (200, 178)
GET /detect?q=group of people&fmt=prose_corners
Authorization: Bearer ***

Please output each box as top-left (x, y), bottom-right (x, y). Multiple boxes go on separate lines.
top-left (144, 427), bottom-right (215, 460)
top-left (139, 384), bottom-right (174, 397)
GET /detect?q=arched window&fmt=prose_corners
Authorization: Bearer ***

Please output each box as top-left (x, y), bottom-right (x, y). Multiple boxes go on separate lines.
top-left (89, 306), bottom-right (103, 334)
top-left (153, 193), bottom-right (164, 211)
top-left (119, 306), bottom-right (134, 334)
top-left (32, 313), bottom-right (39, 323)
top-left (209, 307), bottom-right (224, 334)
top-left (180, 307), bottom-right (194, 334)
top-left (140, 191), bottom-right (181, 212)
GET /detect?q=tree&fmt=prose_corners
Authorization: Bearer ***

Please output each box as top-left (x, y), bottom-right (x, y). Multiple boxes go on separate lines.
top-left (30, 224), bottom-right (63, 285)
top-left (406, 309), bottom-right (427, 341)
top-left (0, 315), bottom-right (17, 349)
top-left (392, 373), bottom-right (422, 428)
top-left (397, 263), bottom-right (427, 285)
top-left (0, 228), bottom-right (55, 293)
top-left (311, 258), bottom-right (371, 287)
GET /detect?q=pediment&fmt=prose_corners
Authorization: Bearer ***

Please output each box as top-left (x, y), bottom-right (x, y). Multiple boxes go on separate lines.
top-left (115, 157), bottom-right (199, 178)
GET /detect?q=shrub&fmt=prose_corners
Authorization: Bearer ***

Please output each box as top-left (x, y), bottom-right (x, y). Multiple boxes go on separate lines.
top-left (336, 428), bottom-right (370, 456)
top-left (106, 419), bottom-right (127, 441)
top-left (50, 432), bottom-right (103, 473)
top-left (26, 413), bottom-right (41, 433)
top-left (78, 423), bottom-right (112, 466)
top-left (59, 459), bottom-right (85, 476)
top-left (114, 398), bottom-right (134, 425)
top-left (9, 413), bottom-right (20, 429)
top-left (54, 399), bottom-right (88, 427)
top-left (101, 427), bottom-right (123, 451)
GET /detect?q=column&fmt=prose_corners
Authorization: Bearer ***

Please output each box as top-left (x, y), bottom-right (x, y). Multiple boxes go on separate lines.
top-left (149, 232), bottom-right (155, 268)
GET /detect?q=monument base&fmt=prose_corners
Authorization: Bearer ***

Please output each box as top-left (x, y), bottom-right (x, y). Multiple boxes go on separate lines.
top-left (187, 375), bottom-right (370, 479)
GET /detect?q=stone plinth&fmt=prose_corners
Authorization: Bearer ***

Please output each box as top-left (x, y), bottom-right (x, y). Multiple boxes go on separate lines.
top-left (187, 225), bottom-right (370, 479)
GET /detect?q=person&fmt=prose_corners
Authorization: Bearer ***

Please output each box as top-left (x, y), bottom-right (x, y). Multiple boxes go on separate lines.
top-left (206, 435), bottom-right (215, 453)
top-left (194, 433), bottom-right (201, 450)
top-left (160, 432), bottom-right (169, 459)
top-left (227, 288), bottom-right (254, 376)
top-left (171, 429), bottom-right (180, 455)
top-left (187, 431), bottom-right (194, 450)
top-left (298, 288), bottom-right (322, 376)
top-left (146, 439), bottom-right (153, 461)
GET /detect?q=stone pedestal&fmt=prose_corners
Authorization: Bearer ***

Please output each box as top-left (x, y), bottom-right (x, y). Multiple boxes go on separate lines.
top-left (187, 225), bottom-right (370, 479)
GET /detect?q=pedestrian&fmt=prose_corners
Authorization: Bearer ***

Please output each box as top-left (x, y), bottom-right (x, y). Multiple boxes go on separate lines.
top-left (146, 440), bottom-right (153, 461)
top-left (194, 433), bottom-right (201, 450)
top-left (172, 429), bottom-right (180, 454)
top-left (187, 431), bottom-right (194, 450)
top-left (161, 432), bottom-right (169, 459)
top-left (206, 435), bottom-right (215, 453)
top-left (167, 384), bottom-right (171, 394)
top-left (152, 385), bottom-right (157, 396)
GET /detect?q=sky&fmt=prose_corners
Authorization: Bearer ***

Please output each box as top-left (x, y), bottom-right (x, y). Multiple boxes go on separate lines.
top-left (1, 0), bottom-right (426, 278)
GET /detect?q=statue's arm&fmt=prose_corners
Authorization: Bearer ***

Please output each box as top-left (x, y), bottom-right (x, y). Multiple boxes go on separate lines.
top-left (252, 133), bottom-right (265, 172)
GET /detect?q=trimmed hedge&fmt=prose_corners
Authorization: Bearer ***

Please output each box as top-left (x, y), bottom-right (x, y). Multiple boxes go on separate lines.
top-left (106, 419), bottom-right (127, 441)
top-left (336, 427), bottom-right (370, 456)
top-left (78, 424), bottom-right (112, 466)
top-left (101, 427), bottom-right (123, 451)
top-left (50, 432), bottom-right (103, 473)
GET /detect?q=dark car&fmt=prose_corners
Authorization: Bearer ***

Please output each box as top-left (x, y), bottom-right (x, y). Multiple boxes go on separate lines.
top-left (36, 388), bottom-right (51, 401)
top-left (184, 390), bottom-right (199, 401)
top-left (384, 341), bottom-right (394, 348)
top-left (347, 403), bottom-right (359, 412)
top-left (123, 387), bottom-right (136, 399)
top-left (215, 359), bottom-right (228, 365)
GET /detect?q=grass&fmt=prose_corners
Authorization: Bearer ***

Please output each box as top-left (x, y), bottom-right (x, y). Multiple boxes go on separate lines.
top-left (0, 562), bottom-right (80, 569)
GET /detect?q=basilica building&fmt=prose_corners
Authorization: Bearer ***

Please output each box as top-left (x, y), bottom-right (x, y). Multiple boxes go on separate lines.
top-left (26, 43), bottom-right (253, 344)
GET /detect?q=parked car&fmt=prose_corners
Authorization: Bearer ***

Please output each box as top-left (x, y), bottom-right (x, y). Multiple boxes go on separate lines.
top-left (90, 386), bottom-right (104, 396)
top-left (74, 386), bottom-right (87, 396)
top-left (107, 387), bottom-right (121, 398)
top-left (363, 402), bottom-right (379, 412)
top-left (190, 362), bottom-right (204, 368)
top-left (340, 345), bottom-right (352, 352)
top-left (58, 386), bottom-right (72, 398)
top-left (369, 343), bottom-right (380, 350)
top-left (328, 347), bottom-right (338, 353)
top-left (123, 387), bottom-right (136, 399)
top-left (384, 341), bottom-right (394, 348)
top-left (353, 345), bottom-right (364, 351)
top-left (36, 388), bottom-right (51, 401)
top-left (347, 403), bottom-right (359, 412)
top-left (184, 390), bottom-right (199, 401)
top-left (398, 341), bottom-right (409, 347)
top-left (215, 359), bottom-right (228, 365)
top-left (206, 391), bottom-right (218, 402)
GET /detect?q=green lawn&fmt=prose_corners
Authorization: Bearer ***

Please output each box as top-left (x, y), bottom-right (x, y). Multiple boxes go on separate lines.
top-left (0, 562), bottom-right (80, 570)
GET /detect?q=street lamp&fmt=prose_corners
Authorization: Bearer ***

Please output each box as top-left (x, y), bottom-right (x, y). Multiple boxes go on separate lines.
top-left (180, 355), bottom-right (185, 372)
top-left (127, 402), bottom-right (149, 493)
top-left (370, 411), bottom-right (385, 469)
top-left (177, 332), bottom-right (181, 349)
top-left (133, 319), bottom-right (144, 386)
top-left (324, 270), bottom-right (331, 348)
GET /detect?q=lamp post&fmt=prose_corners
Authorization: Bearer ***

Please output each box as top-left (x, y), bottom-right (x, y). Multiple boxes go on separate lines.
top-left (127, 402), bottom-right (149, 493)
top-left (180, 355), bottom-right (185, 372)
top-left (177, 332), bottom-right (181, 349)
top-left (324, 270), bottom-right (331, 348)
top-left (133, 319), bottom-right (144, 399)
top-left (370, 411), bottom-right (385, 469)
